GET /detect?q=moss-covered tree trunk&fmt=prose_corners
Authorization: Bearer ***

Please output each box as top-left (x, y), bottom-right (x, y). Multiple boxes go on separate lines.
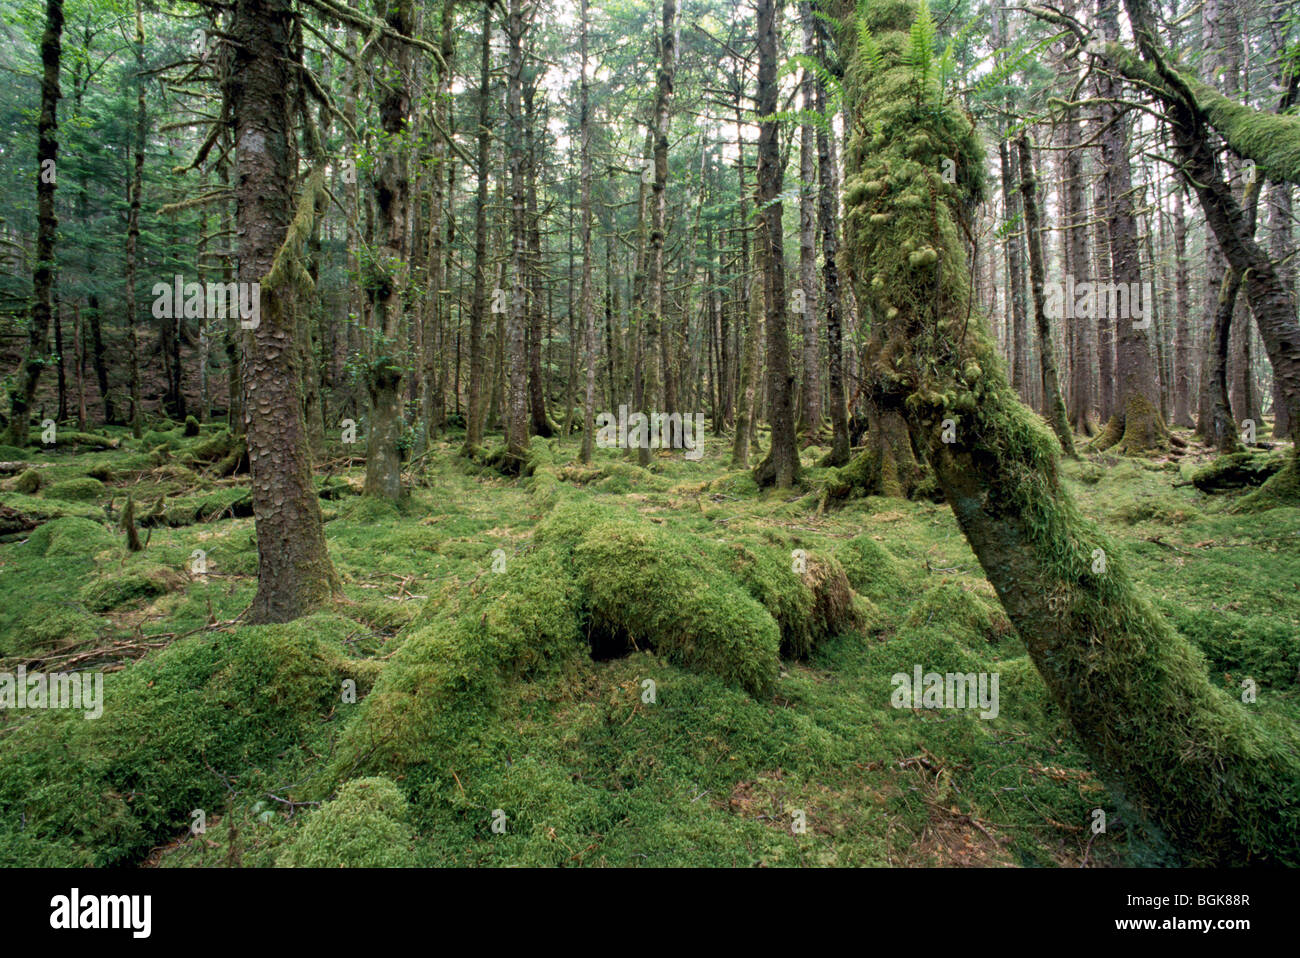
top-left (3, 0), bottom-right (62, 447)
top-left (835, 0), bottom-right (1300, 865)
top-left (363, 0), bottom-right (414, 499)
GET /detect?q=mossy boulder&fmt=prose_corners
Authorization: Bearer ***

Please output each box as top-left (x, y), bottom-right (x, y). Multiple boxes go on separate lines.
top-left (43, 478), bottom-right (106, 502)
top-left (574, 521), bottom-right (781, 694)
top-left (277, 777), bottom-right (416, 867)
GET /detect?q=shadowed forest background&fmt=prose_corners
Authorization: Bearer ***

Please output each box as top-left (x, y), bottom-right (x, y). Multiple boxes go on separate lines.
top-left (0, 0), bottom-right (1298, 868)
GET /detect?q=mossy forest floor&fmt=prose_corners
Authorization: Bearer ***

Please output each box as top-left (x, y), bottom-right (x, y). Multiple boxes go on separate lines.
top-left (0, 421), bottom-right (1296, 867)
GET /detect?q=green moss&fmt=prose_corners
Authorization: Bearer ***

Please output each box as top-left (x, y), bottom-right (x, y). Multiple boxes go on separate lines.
top-left (79, 565), bottom-right (184, 611)
top-left (2, 602), bottom-right (100, 656)
top-left (575, 521), bottom-right (781, 695)
top-left (1191, 451), bottom-right (1286, 493)
top-left (25, 516), bottom-right (116, 557)
top-left (832, 536), bottom-right (903, 603)
top-left (902, 581), bottom-right (1013, 647)
top-left (0, 615), bottom-right (356, 866)
top-left (334, 541), bottom-right (584, 776)
top-left (10, 468), bottom-right (42, 494)
top-left (1233, 458), bottom-right (1300, 513)
top-left (277, 777), bottom-right (416, 867)
top-left (43, 477), bottom-right (106, 502)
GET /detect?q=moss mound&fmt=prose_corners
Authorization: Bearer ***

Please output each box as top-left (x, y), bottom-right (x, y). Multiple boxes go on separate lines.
top-left (25, 516), bottom-right (116, 557)
top-left (0, 616), bottom-right (356, 866)
top-left (575, 521), bottom-right (781, 693)
top-left (902, 581), bottom-right (1013, 647)
top-left (79, 565), bottom-right (186, 611)
top-left (44, 477), bottom-right (106, 502)
top-left (719, 542), bottom-right (859, 658)
top-left (8, 468), bottom-right (43, 494)
top-left (277, 777), bottom-right (416, 867)
top-left (832, 536), bottom-right (903, 603)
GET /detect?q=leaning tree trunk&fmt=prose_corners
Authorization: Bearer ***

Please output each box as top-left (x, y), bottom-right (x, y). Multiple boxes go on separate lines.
top-left (835, 0), bottom-right (1300, 865)
top-left (228, 0), bottom-right (339, 623)
top-left (4, 0), bottom-right (63, 447)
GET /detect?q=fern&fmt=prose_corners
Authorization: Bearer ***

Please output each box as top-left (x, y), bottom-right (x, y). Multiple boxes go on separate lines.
top-left (905, 0), bottom-right (937, 96)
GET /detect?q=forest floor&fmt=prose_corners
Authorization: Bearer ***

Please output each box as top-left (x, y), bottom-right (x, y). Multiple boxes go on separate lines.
top-left (0, 422), bottom-right (1296, 867)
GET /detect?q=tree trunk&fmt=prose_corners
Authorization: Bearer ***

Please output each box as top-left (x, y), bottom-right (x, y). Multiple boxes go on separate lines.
top-left (752, 0), bottom-right (799, 489)
top-left (578, 0), bottom-right (597, 464)
top-left (1091, 0), bottom-right (1171, 455)
top-left (795, 2), bottom-right (822, 443)
top-left (1018, 135), bottom-right (1075, 457)
top-left (1171, 186), bottom-right (1194, 426)
top-left (463, 5), bottom-right (492, 456)
top-left (4, 0), bottom-right (62, 447)
top-left (503, 0), bottom-right (530, 471)
top-left (815, 2), bottom-right (849, 466)
top-left (1061, 88), bottom-right (1095, 435)
top-left (837, 0), bottom-right (1300, 866)
top-left (363, 0), bottom-right (415, 499)
top-left (228, 0), bottom-right (339, 623)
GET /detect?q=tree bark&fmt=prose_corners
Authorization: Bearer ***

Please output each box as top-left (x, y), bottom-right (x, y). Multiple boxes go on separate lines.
top-left (1018, 135), bottom-right (1075, 457)
top-left (752, 0), bottom-right (799, 489)
top-left (228, 0), bottom-right (339, 622)
top-left (4, 0), bottom-right (63, 447)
